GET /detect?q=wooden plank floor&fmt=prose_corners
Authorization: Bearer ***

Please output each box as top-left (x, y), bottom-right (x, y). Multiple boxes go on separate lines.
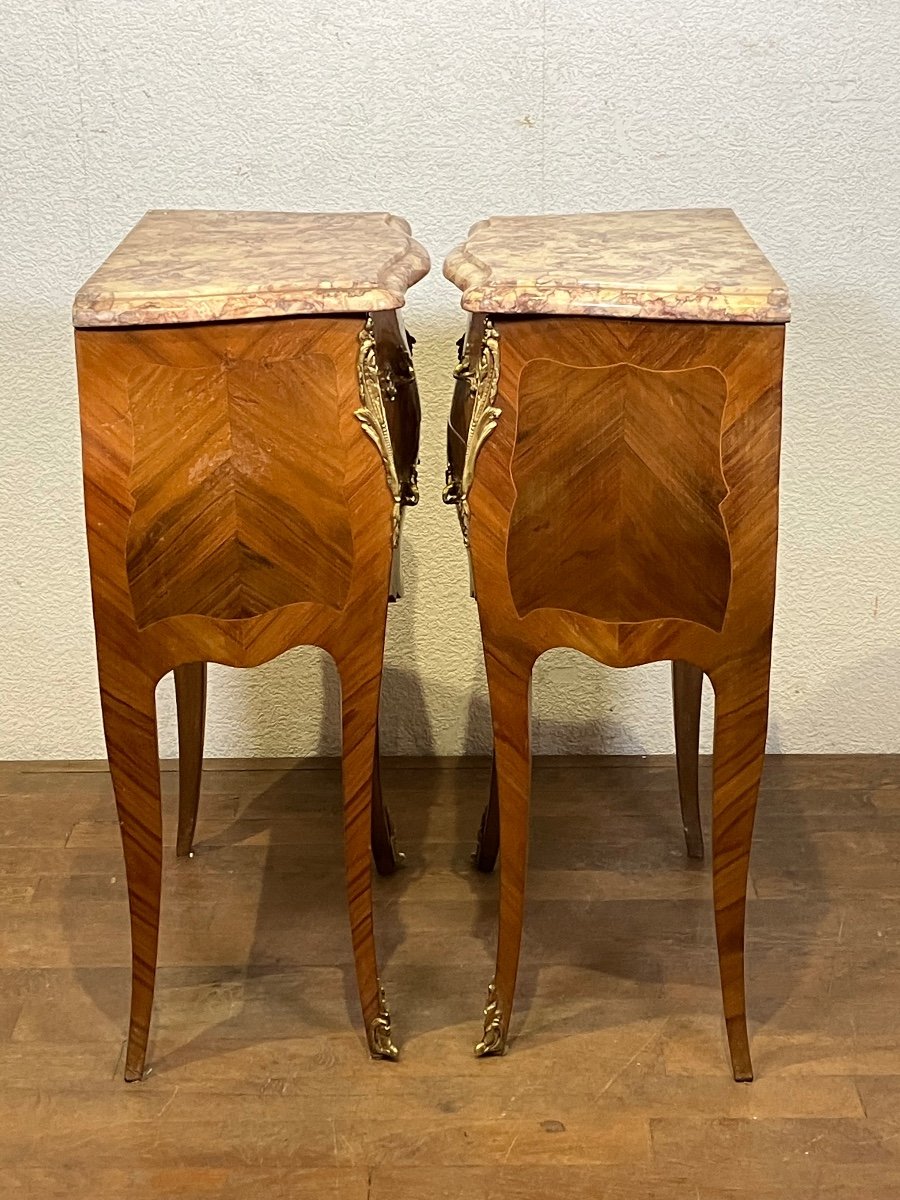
top-left (1, 754), bottom-right (899, 1197)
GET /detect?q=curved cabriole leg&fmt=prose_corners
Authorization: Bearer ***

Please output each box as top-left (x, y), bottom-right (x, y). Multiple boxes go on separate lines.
top-left (338, 650), bottom-right (398, 1061)
top-left (709, 654), bottom-right (771, 1083)
top-left (473, 757), bottom-right (500, 873)
top-left (371, 729), bottom-right (404, 877)
top-left (174, 662), bottom-right (206, 858)
top-left (98, 664), bottom-right (163, 1082)
top-left (476, 655), bottom-right (532, 1057)
top-left (672, 660), bottom-right (704, 860)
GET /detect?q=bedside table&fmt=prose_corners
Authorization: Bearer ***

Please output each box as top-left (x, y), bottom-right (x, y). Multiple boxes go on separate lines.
top-left (444, 208), bottom-right (789, 1080)
top-left (74, 209), bottom-right (429, 1079)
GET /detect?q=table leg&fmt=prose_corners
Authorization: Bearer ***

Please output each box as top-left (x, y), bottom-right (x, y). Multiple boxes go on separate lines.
top-left (672, 659), bottom-right (705, 860)
top-left (473, 757), bottom-right (500, 873)
top-left (709, 652), bottom-right (771, 1082)
top-left (174, 662), bottom-right (206, 858)
top-left (476, 652), bottom-right (532, 1057)
top-left (371, 729), bottom-right (404, 876)
top-left (98, 659), bottom-right (163, 1082)
top-left (338, 644), bottom-right (398, 1060)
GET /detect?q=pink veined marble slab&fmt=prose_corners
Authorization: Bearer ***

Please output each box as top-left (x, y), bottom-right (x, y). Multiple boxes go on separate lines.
top-left (73, 210), bottom-right (431, 328)
top-left (443, 208), bottom-right (790, 323)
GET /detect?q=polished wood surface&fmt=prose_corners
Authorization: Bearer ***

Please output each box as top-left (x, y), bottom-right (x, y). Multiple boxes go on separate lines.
top-left (450, 315), bottom-right (784, 1079)
top-left (673, 660), bottom-right (705, 860)
top-left (123, 342), bottom-right (354, 623)
top-left (473, 760), bottom-right (501, 873)
top-left (507, 359), bottom-right (731, 628)
top-left (0, 754), bottom-right (897, 1197)
top-left (77, 311), bottom-right (419, 1079)
top-left (174, 662), bottom-right (206, 859)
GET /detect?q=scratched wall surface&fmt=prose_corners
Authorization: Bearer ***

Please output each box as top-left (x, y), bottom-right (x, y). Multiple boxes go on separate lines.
top-left (1, 0), bottom-right (899, 757)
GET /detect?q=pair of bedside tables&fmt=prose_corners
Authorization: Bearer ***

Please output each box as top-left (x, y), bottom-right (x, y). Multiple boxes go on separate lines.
top-left (73, 207), bottom-right (789, 1082)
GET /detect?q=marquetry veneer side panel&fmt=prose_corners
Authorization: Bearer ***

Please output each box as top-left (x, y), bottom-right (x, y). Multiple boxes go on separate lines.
top-left (506, 359), bottom-right (731, 629)
top-left (76, 312), bottom-right (409, 1079)
top-left (125, 351), bottom-right (353, 626)
top-left (469, 315), bottom-right (784, 673)
top-left (76, 315), bottom-right (395, 679)
top-left (462, 312), bottom-right (785, 1080)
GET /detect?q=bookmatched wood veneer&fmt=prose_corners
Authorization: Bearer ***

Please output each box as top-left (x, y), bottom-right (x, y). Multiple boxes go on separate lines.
top-left (77, 309), bottom-right (420, 1079)
top-left (447, 311), bottom-right (785, 1080)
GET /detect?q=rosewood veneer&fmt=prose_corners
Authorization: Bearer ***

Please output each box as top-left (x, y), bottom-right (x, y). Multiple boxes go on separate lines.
top-left (74, 209), bottom-right (429, 1079)
top-left (444, 208), bottom-right (789, 1080)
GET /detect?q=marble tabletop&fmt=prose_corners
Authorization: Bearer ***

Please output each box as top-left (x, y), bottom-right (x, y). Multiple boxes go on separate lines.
top-left (73, 210), bottom-right (431, 328)
top-left (443, 208), bottom-right (789, 323)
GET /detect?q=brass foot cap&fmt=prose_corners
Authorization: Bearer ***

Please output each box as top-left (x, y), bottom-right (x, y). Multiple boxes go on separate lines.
top-left (474, 1035), bottom-right (507, 1058)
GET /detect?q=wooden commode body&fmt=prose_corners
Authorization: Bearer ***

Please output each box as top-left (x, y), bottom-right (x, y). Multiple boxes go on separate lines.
top-left (74, 209), bottom-right (429, 1079)
top-left (444, 208), bottom-right (789, 1080)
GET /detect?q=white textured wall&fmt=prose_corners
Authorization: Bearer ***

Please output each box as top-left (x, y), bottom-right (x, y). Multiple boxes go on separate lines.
top-left (2, 0), bottom-right (899, 758)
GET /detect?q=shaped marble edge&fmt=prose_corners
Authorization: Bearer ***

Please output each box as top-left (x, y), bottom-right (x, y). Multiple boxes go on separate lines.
top-left (443, 210), bottom-right (790, 324)
top-left (73, 211), bottom-right (431, 328)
